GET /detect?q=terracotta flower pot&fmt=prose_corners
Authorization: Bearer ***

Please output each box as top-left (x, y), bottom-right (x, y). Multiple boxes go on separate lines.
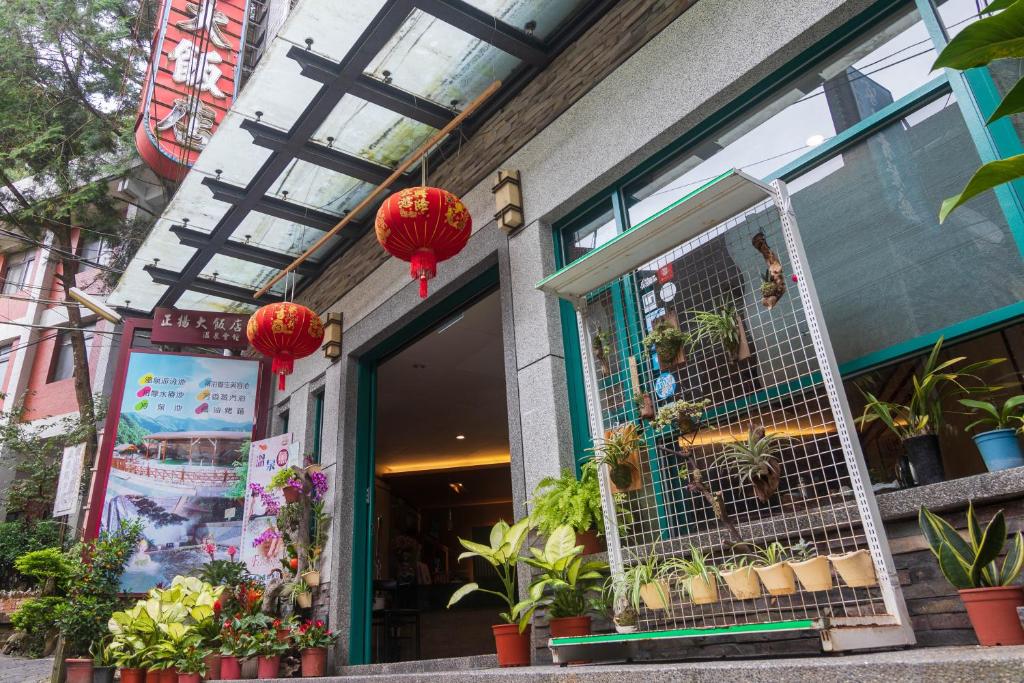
top-left (119, 669), bottom-right (144, 683)
top-left (959, 585), bottom-right (1024, 646)
top-left (202, 653), bottom-right (221, 680)
top-left (277, 626), bottom-right (292, 642)
top-left (300, 647), bottom-right (327, 677)
top-left (754, 562), bottom-right (797, 596)
top-left (159, 668), bottom-right (177, 683)
top-left (491, 623), bottom-right (531, 667)
top-left (639, 579), bottom-right (671, 610)
top-left (829, 549), bottom-right (877, 587)
top-left (790, 555), bottom-right (833, 592)
top-left (65, 659), bottom-right (93, 683)
top-left (177, 674), bottom-right (201, 683)
top-left (686, 575), bottom-right (719, 605)
top-left (576, 530), bottom-right (605, 556)
top-left (548, 615), bottom-right (592, 638)
top-left (145, 670), bottom-right (161, 683)
top-left (257, 655), bottom-right (281, 678)
top-left (297, 591), bottom-right (313, 608)
top-left (219, 656), bottom-right (241, 680)
top-left (722, 566), bottom-right (761, 600)
top-left (283, 485), bottom-right (303, 503)
top-left (302, 569), bottom-right (321, 587)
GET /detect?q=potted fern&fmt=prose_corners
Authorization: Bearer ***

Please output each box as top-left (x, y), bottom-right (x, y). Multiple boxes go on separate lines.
top-left (959, 394), bottom-right (1024, 471)
top-left (529, 462), bottom-right (605, 554)
top-left (920, 502), bottom-right (1024, 646)
top-left (715, 426), bottom-right (788, 503)
top-left (752, 542), bottom-right (796, 596)
top-left (642, 318), bottom-right (689, 370)
top-left (589, 423), bottom-right (644, 493)
top-left (856, 337), bottom-right (1000, 485)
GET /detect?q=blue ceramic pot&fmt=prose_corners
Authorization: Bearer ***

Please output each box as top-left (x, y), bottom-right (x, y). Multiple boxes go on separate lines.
top-left (974, 429), bottom-right (1024, 471)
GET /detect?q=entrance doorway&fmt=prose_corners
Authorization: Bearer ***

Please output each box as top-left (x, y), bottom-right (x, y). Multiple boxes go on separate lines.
top-left (368, 288), bottom-right (512, 662)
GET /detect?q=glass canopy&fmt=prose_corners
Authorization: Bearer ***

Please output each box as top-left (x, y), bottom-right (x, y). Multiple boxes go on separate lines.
top-left (108, 0), bottom-right (598, 313)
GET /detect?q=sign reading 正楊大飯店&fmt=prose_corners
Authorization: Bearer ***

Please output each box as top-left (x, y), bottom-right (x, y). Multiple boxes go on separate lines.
top-left (135, 0), bottom-right (250, 179)
top-left (152, 307), bottom-right (249, 348)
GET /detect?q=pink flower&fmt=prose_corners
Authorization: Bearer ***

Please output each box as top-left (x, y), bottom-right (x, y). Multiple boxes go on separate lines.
top-left (227, 545), bottom-right (237, 559)
top-left (791, 274), bottom-right (798, 283)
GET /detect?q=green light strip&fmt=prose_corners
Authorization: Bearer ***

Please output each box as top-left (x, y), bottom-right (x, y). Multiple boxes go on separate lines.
top-left (549, 619), bottom-right (816, 646)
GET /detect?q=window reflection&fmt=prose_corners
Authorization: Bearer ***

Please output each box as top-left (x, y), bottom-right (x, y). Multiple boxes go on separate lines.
top-left (561, 202), bottom-right (616, 264)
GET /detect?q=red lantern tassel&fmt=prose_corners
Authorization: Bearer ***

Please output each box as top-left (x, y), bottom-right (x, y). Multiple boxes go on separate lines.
top-left (271, 356), bottom-right (294, 391)
top-left (410, 249), bottom-right (437, 299)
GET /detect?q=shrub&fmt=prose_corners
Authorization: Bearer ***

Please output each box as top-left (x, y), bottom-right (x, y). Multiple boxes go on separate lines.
top-left (14, 548), bottom-right (72, 591)
top-left (10, 596), bottom-right (65, 656)
top-left (0, 520), bottom-right (61, 589)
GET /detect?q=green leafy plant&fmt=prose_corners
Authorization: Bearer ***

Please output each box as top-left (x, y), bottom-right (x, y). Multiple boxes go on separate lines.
top-left (14, 547), bottom-right (72, 591)
top-left (294, 619), bottom-right (337, 649)
top-left (522, 525), bottom-right (607, 619)
top-left (589, 423), bottom-right (643, 490)
top-left (789, 538), bottom-right (816, 562)
top-left (642, 319), bottom-right (690, 364)
top-left (753, 542), bottom-right (790, 567)
top-left (447, 519), bottom-right (534, 632)
top-left (529, 462), bottom-right (604, 537)
top-left (959, 395), bottom-right (1024, 433)
top-left (662, 545), bottom-right (719, 600)
top-left (0, 519), bottom-right (61, 589)
top-left (688, 301), bottom-right (741, 360)
top-left (613, 544), bottom-right (673, 612)
top-left (933, 1), bottom-right (1024, 221)
top-left (919, 502), bottom-right (1024, 589)
top-left (651, 399), bottom-right (711, 433)
top-left (856, 338), bottom-right (1001, 439)
top-left (10, 596), bottom-right (64, 656)
top-left (268, 465), bottom-right (303, 491)
top-left (714, 426), bottom-right (788, 503)
top-left (175, 644), bottom-right (208, 676)
top-left (251, 623), bottom-right (288, 657)
top-left (721, 554), bottom-right (756, 572)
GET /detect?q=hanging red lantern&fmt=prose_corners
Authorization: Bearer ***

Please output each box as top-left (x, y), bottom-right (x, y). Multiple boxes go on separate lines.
top-left (374, 186), bottom-right (472, 298)
top-left (247, 303), bottom-right (324, 390)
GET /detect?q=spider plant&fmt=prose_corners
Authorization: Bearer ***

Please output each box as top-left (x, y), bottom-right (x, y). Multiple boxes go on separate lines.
top-left (714, 426), bottom-right (789, 503)
top-left (855, 337), bottom-right (1002, 440)
top-left (753, 541), bottom-right (790, 567)
top-left (664, 545), bottom-right (720, 604)
top-left (616, 544), bottom-right (674, 611)
top-left (688, 300), bottom-right (742, 361)
top-left (589, 423), bottom-right (643, 490)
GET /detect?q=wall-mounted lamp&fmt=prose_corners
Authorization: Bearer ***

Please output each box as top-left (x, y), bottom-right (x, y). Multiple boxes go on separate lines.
top-left (322, 311), bottom-right (343, 360)
top-left (492, 169), bottom-right (524, 233)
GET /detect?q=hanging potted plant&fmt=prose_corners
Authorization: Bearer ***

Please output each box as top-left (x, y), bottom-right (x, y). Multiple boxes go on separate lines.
top-left (828, 548), bottom-right (877, 588)
top-left (447, 519), bottom-right (535, 667)
top-left (294, 619), bottom-right (337, 677)
top-left (287, 579), bottom-right (314, 609)
top-left (602, 575), bottom-right (639, 633)
top-left (523, 525), bottom-right (608, 641)
top-left (721, 555), bottom-right (760, 600)
top-left (667, 545), bottom-right (720, 605)
top-left (269, 465), bottom-right (305, 503)
top-left (618, 545), bottom-right (674, 611)
top-left (642, 317), bottom-right (689, 370)
top-left (752, 542), bottom-right (796, 596)
top-left (592, 328), bottom-right (614, 377)
top-left (920, 502), bottom-right (1024, 646)
top-left (959, 395), bottom-right (1024, 471)
top-left (688, 300), bottom-right (750, 364)
top-left (589, 423), bottom-right (644, 493)
top-left (714, 426), bottom-right (788, 503)
top-left (856, 338), bottom-right (1000, 485)
top-left (651, 399), bottom-right (711, 436)
top-left (788, 538), bottom-right (833, 592)
top-left (529, 462), bottom-right (605, 555)
top-left (634, 391), bottom-right (656, 421)
top-left (751, 232), bottom-right (786, 309)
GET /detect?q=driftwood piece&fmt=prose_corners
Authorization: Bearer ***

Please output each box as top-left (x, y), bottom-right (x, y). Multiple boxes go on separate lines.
top-left (657, 444), bottom-right (746, 546)
top-left (751, 232), bottom-right (786, 309)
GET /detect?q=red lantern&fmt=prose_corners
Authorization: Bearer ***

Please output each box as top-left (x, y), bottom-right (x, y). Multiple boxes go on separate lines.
top-left (247, 303), bottom-right (324, 390)
top-left (374, 186), bottom-right (472, 298)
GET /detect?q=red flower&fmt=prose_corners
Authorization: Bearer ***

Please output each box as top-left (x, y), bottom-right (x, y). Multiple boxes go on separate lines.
top-left (213, 600), bottom-right (222, 613)
top-left (791, 274), bottom-right (798, 282)
top-left (273, 619), bottom-right (281, 628)
top-left (315, 620), bottom-right (324, 628)
top-left (227, 545), bottom-right (237, 558)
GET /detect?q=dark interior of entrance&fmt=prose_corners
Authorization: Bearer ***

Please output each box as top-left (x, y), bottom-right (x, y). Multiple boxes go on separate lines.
top-left (371, 290), bottom-right (512, 662)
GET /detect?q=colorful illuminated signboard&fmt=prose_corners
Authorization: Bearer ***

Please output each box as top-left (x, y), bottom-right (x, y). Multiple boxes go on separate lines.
top-left (135, 0), bottom-right (249, 179)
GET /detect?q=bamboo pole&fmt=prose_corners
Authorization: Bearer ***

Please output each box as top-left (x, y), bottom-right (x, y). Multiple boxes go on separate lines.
top-left (254, 79), bottom-right (503, 299)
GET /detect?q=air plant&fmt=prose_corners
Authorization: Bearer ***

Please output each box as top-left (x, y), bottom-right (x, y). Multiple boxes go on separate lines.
top-left (589, 423), bottom-right (643, 490)
top-left (651, 399), bottom-right (711, 434)
top-left (715, 425), bottom-right (789, 503)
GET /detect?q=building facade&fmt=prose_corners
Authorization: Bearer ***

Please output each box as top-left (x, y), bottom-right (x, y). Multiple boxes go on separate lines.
top-left (112, 0), bottom-right (1024, 668)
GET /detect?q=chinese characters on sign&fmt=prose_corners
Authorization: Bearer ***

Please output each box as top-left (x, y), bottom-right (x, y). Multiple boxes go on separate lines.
top-left (151, 307), bottom-right (250, 349)
top-left (135, 0), bottom-right (249, 179)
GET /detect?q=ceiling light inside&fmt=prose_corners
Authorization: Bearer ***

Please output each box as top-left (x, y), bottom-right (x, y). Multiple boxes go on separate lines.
top-left (455, 434), bottom-right (466, 440)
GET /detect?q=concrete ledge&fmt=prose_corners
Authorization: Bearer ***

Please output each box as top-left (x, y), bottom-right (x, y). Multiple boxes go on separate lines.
top-left (333, 654), bottom-right (498, 676)
top-left (246, 645), bottom-right (1024, 682)
top-left (877, 466), bottom-right (1024, 521)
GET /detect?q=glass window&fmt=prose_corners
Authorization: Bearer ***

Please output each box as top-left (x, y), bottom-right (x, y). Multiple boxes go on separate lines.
top-left (848, 323), bottom-right (1024, 484)
top-left (0, 343), bottom-right (11, 388)
top-left (2, 250), bottom-right (35, 294)
top-left (50, 323), bottom-right (95, 382)
top-left (79, 235), bottom-right (112, 266)
top-left (279, 409), bottom-right (290, 436)
top-left (311, 390), bottom-right (325, 464)
top-left (623, 4), bottom-right (940, 226)
top-left (788, 93), bottom-right (1024, 365)
top-left (560, 200), bottom-right (617, 265)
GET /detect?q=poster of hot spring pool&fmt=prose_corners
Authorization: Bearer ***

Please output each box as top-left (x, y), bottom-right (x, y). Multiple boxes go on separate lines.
top-left (100, 351), bottom-right (261, 592)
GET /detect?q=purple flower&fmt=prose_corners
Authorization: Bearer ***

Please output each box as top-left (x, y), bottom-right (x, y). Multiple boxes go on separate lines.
top-left (286, 477), bottom-right (303, 490)
top-left (249, 481), bottom-right (281, 514)
top-left (252, 527), bottom-right (281, 548)
top-left (309, 470), bottom-right (328, 500)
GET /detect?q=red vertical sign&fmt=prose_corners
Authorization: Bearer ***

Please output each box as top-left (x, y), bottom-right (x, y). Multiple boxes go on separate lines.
top-left (135, 0), bottom-right (249, 180)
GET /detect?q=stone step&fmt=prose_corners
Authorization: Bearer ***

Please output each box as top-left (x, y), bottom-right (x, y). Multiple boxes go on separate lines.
top-left (238, 645), bottom-right (1024, 682)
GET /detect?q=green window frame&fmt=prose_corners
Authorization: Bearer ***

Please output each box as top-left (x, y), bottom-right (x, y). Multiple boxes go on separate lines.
top-left (311, 388), bottom-right (324, 464)
top-left (555, 0), bottom-right (1024, 459)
